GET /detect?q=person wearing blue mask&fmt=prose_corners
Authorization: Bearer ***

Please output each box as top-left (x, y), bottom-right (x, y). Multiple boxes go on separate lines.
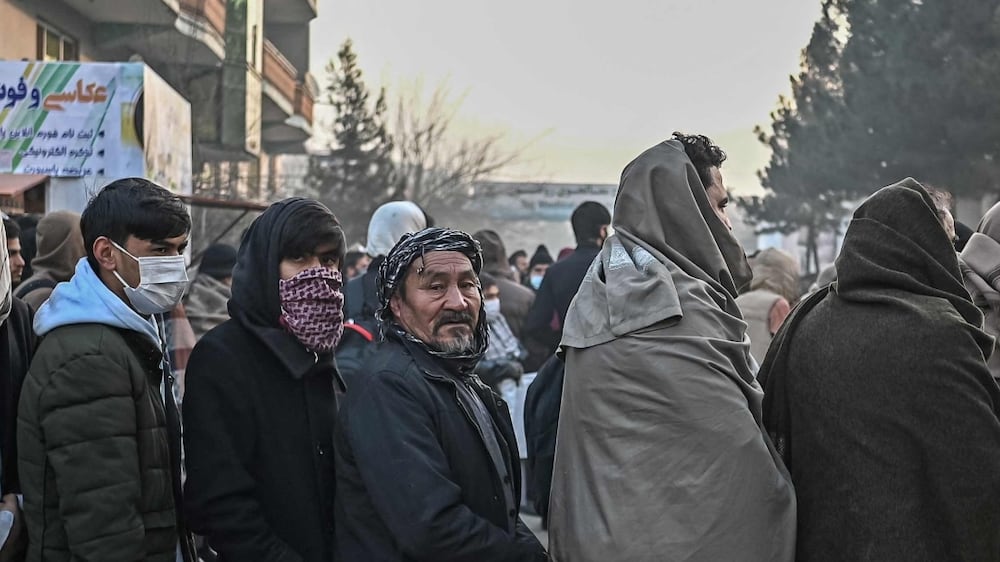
top-left (17, 178), bottom-right (196, 562)
top-left (525, 245), bottom-right (552, 291)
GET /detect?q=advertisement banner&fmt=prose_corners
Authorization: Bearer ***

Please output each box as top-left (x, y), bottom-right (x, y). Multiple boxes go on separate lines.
top-left (0, 61), bottom-right (191, 196)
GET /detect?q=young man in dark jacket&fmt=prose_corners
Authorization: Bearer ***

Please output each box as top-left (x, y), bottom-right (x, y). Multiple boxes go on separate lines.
top-left (334, 227), bottom-right (547, 561)
top-left (18, 178), bottom-right (196, 562)
top-left (0, 221), bottom-right (36, 561)
top-left (524, 200), bottom-right (610, 356)
top-left (183, 199), bottom-right (346, 562)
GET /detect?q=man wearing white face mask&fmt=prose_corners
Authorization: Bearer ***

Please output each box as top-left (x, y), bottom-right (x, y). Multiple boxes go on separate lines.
top-left (18, 178), bottom-right (197, 562)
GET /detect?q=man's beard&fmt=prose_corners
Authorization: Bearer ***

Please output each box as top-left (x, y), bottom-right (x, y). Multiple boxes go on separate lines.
top-left (430, 310), bottom-right (477, 354)
top-left (434, 333), bottom-right (475, 354)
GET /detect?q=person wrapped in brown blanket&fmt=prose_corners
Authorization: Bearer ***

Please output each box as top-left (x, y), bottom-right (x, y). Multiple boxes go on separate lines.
top-left (760, 178), bottom-right (1000, 561)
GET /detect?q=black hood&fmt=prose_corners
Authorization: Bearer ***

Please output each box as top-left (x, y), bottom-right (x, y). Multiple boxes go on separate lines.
top-left (229, 198), bottom-right (342, 378)
top-left (835, 177), bottom-right (980, 327)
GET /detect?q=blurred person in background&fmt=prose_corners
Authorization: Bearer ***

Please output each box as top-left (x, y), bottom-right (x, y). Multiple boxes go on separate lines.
top-left (345, 249), bottom-right (370, 281)
top-left (736, 247), bottom-right (800, 365)
top-left (15, 211), bottom-right (85, 311)
top-left (525, 245), bottom-right (553, 290)
top-left (184, 243), bottom-right (236, 341)
top-left (475, 272), bottom-right (527, 396)
top-left (525, 201), bottom-right (610, 358)
top-left (474, 230), bottom-right (535, 339)
top-left (508, 249), bottom-right (528, 283)
top-left (2, 219), bottom-right (24, 289)
top-left (960, 200), bottom-right (1000, 383)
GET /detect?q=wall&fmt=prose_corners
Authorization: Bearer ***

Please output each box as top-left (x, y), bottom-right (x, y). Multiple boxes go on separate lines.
top-left (2, 0), bottom-right (100, 62)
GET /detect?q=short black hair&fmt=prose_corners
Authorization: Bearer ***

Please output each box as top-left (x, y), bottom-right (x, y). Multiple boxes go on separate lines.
top-left (571, 201), bottom-right (611, 244)
top-left (345, 250), bottom-right (366, 270)
top-left (507, 250), bottom-right (526, 266)
top-left (81, 177), bottom-right (191, 271)
top-left (479, 271), bottom-right (498, 290)
top-left (3, 218), bottom-right (20, 241)
top-left (672, 131), bottom-right (727, 190)
top-left (279, 203), bottom-right (346, 265)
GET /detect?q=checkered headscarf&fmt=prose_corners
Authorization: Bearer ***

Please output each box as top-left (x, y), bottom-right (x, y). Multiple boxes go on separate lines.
top-left (376, 227), bottom-right (488, 373)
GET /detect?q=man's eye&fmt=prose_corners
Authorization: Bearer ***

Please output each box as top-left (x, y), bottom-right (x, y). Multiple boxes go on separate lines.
top-left (429, 284), bottom-right (445, 291)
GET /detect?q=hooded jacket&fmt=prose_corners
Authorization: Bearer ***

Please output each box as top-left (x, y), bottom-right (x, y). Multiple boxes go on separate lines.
top-left (183, 273), bottom-right (231, 340)
top-left (960, 201), bottom-right (1000, 382)
top-left (549, 140), bottom-right (794, 562)
top-left (18, 259), bottom-right (195, 562)
top-left (343, 202), bottom-right (427, 328)
top-left (183, 198), bottom-right (344, 562)
top-left (475, 230), bottom-right (535, 338)
top-left (761, 179), bottom-right (1000, 561)
top-left (16, 211), bottom-right (85, 311)
top-left (737, 248), bottom-right (800, 363)
top-left (365, 201), bottom-right (426, 258)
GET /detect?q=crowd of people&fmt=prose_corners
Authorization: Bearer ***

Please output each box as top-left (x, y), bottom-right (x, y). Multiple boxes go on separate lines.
top-left (0, 130), bottom-right (994, 561)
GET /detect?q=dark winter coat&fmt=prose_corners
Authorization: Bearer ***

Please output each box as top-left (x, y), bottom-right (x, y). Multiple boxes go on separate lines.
top-left (183, 198), bottom-right (344, 562)
top-left (761, 178), bottom-right (1000, 561)
top-left (475, 230), bottom-right (537, 339)
top-left (524, 242), bottom-right (600, 354)
top-left (343, 255), bottom-right (384, 324)
top-left (0, 298), bottom-right (34, 494)
top-left (19, 324), bottom-right (193, 562)
top-left (523, 354), bottom-right (563, 522)
top-left (334, 334), bottom-right (547, 562)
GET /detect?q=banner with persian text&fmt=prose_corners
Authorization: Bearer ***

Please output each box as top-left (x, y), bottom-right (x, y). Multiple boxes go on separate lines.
top-left (0, 61), bottom-right (191, 195)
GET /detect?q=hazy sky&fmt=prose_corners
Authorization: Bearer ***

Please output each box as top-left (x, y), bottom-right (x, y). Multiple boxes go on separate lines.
top-left (309, 0), bottom-right (824, 196)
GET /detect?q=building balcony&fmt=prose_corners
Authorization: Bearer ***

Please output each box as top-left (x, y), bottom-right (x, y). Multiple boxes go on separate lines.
top-left (86, 0), bottom-right (226, 67)
top-left (261, 39), bottom-right (313, 153)
top-left (176, 0), bottom-right (227, 55)
top-left (264, 0), bottom-right (318, 25)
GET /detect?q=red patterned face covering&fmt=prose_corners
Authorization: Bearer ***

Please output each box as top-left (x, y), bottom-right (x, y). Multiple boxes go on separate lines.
top-left (278, 266), bottom-right (345, 352)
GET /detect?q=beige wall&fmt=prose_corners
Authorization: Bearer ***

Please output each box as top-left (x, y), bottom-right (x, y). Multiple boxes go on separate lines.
top-left (0, 0), bottom-right (99, 62)
top-left (0, 1), bottom-right (39, 60)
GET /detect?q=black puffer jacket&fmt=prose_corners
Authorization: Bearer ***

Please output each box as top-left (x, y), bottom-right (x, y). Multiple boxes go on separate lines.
top-left (335, 334), bottom-right (546, 561)
top-left (183, 199), bottom-right (344, 562)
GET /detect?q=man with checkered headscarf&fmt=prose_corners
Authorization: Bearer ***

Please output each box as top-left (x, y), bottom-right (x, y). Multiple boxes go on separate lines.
top-left (334, 227), bottom-right (547, 561)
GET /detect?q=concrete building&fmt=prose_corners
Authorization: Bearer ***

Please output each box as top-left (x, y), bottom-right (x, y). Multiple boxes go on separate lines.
top-left (0, 0), bottom-right (317, 202)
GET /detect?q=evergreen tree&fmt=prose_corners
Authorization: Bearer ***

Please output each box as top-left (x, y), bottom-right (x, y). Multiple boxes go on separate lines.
top-left (308, 39), bottom-right (397, 245)
top-left (740, 1), bottom-right (855, 273)
top-left (833, 0), bottom-right (1000, 197)
top-left (744, 0), bottom-right (1000, 263)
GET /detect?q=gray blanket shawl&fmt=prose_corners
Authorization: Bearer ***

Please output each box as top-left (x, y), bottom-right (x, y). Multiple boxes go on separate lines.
top-left (549, 140), bottom-right (795, 562)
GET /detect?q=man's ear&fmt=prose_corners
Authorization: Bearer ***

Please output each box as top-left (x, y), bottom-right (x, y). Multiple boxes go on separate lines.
top-left (390, 293), bottom-right (403, 320)
top-left (92, 237), bottom-right (118, 273)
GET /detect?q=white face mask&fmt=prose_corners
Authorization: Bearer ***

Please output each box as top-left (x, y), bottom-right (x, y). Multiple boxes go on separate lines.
top-left (483, 298), bottom-right (501, 317)
top-left (111, 241), bottom-right (189, 315)
top-left (530, 274), bottom-right (544, 290)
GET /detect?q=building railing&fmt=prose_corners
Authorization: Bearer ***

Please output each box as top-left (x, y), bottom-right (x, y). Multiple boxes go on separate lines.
top-left (263, 39), bottom-right (314, 125)
top-left (177, 0), bottom-right (227, 37)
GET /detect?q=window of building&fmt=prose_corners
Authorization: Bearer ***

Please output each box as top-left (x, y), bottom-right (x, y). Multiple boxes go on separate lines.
top-left (36, 23), bottom-right (78, 62)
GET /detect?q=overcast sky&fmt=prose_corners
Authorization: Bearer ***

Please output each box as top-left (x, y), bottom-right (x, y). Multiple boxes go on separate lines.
top-left (309, 0), bottom-right (824, 195)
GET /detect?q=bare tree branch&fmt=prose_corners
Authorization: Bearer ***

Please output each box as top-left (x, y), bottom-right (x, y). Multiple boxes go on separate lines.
top-left (392, 80), bottom-right (530, 208)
